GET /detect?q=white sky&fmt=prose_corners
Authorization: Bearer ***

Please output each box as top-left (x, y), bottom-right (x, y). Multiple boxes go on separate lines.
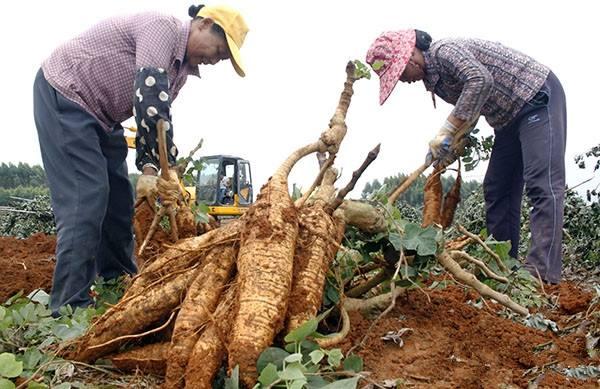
top-left (1, 0), bottom-right (599, 197)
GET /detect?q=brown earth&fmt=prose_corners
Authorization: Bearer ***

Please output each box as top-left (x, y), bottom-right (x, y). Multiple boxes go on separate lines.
top-left (1, 234), bottom-right (598, 388)
top-left (341, 284), bottom-right (598, 388)
top-left (0, 233), bottom-right (56, 302)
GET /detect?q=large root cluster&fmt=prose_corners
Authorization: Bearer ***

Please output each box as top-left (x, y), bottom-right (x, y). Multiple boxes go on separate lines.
top-left (66, 62), bottom-right (370, 388)
top-left (65, 63), bottom-right (529, 388)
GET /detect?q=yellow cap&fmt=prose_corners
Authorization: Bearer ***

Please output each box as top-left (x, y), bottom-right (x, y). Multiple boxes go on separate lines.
top-left (197, 5), bottom-right (248, 77)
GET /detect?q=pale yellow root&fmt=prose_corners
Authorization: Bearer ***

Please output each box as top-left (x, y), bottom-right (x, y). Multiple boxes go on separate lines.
top-left (315, 306), bottom-right (350, 348)
top-left (185, 284), bottom-right (238, 389)
top-left (339, 200), bottom-right (387, 234)
top-left (438, 251), bottom-right (528, 316)
top-left (285, 205), bottom-right (345, 333)
top-left (109, 342), bottom-right (169, 375)
top-left (71, 268), bottom-right (200, 363)
top-left (228, 181), bottom-right (300, 388)
top-left (164, 244), bottom-right (237, 389)
top-left (228, 61), bottom-right (358, 387)
top-left (125, 220), bottom-right (241, 298)
top-left (343, 287), bottom-right (407, 314)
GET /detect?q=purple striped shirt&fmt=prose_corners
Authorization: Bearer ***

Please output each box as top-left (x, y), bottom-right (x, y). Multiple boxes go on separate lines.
top-left (41, 12), bottom-right (199, 131)
top-left (423, 38), bottom-right (550, 128)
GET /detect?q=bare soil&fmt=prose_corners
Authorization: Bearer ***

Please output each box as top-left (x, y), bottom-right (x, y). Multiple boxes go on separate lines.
top-left (0, 233), bottom-right (55, 302)
top-left (1, 234), bottom-right (597, 388)
top-left (342, 283), bottom-right (597, 388)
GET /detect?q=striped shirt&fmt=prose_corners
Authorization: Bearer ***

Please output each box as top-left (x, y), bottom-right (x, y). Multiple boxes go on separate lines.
top-left (422, 38), bottom-right (550, 128)
top-left (41, 12), bottom-right (199, 132)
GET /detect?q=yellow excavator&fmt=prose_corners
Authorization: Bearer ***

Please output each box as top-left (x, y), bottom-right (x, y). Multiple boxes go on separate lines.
top-left (125, 127), bottom-right (253, 218)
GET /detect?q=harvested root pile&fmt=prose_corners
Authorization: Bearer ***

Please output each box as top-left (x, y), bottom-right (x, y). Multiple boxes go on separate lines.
top-left (65, 62), bottom-right (530, 388)
top-left (66, 61), bottom-right (373, 388)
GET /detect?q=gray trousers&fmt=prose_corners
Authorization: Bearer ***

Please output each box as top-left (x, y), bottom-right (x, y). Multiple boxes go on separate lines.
top-left (484, 71), bottom-right (566, 284)
top-left (33, 69), bottom-right (137, 313)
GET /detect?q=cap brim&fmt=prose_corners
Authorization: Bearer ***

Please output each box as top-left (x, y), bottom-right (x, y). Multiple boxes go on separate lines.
top-left (378, 59), bottom-right (407, 105)
top-left (225, 34), bottom-right (245, 77)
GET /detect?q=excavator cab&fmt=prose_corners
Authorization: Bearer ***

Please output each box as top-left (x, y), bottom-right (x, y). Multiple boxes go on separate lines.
top-left (195, 155), bottom-right (253, 217)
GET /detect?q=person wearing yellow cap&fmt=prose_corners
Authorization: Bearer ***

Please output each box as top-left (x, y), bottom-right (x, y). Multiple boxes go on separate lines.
top-left (33, 3), bottom-right (248, 315)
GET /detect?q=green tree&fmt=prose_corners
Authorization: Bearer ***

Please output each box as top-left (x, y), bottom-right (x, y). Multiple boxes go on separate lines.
top-left (0, 163), bottom-right (47, 189)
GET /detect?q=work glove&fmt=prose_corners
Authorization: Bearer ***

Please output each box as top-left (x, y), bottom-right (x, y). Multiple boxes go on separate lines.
top-left (426, 120), bottom-right (458, 166)
top-left (136, 174), bottom-right (159, 207)
top-left (157, 169), bottom-right (181, 207)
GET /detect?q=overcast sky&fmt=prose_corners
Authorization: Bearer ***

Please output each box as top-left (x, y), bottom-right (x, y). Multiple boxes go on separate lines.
top-left (1, 0), bottom-right (599, 197)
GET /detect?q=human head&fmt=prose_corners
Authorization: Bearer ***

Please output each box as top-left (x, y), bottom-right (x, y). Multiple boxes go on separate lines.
top-left (366, 29), bottom-right (432, 104)
top-left (186, 4), bottom-right (248, 76)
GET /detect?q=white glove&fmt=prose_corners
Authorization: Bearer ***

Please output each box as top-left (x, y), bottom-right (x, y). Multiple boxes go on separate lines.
top-left (157, 169), bottom-right (181, 207)
top-left (426, 120), bottom-right (458, 166)
top-left (136, 174), bottom-right (158, 202)
top-left (136, 174), bottom-right (159, 211)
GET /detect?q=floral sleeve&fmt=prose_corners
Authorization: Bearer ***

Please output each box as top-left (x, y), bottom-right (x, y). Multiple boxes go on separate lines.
top-left (133, 67), bottom-right (178, 171)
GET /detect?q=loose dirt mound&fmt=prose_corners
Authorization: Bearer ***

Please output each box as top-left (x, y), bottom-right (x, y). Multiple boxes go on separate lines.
top-left (0, 233), bottom-right (56, 302)
top-left (1, 232), bottom-right (597, 387)
top-left (343, 284), bottom-right (597, 388)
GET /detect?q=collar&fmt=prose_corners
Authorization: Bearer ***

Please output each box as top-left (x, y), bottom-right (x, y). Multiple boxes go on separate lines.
top-left (422, 49), bottom-right (439, 92)
top-left (176, 20), bottom-right (200, 78)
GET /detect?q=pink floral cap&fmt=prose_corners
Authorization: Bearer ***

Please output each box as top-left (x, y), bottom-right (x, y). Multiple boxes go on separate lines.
top-left (366, 30), bottom-right (416, 105)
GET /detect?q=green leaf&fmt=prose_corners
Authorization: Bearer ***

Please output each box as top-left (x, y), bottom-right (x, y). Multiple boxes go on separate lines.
top-left (319, 376), bottom-right (359, 389)
top-left (0, 307), bottom-right (5, 321)
top-left (290, 379), bottom-right (308, 389)
top-left (388, 233), bottom-right (403, 251)
top-left (299, 340), bottom-right (320, 354)
top-left (324, 282), bottom-right (340, 306)
top-left (325, 349), bottom-right (343, 368)
top-left (306, 375), bottom-right (329, 388)
top-left (342, 354), bottom-right (363, 373)
top-left (27, 290), bottom-right (50, 306)
top-left (309, 350), bottom-right (324, 365)
top-left (258, 363), bottom-right (278, 386)
top-left (26, 383), bottom-right (48, 389)
top-left (257, 347), bottom-right (290, 372)
top-left (278, 365), bottom-right (306, 381)
top-left (284, 353), bottom-right (303, 364)
top-left (224, 365), bottom-right (239, 389)
top-left (401, 223), bottom-right (439, 256)
top-left (21, 349), bottom-right (43, 371)
top-left (398, 265), bottom-right (417, 279)
top-left (0, 353), bottom-right (23, 379)
top-left (284, 318), bottom-right (318, 343)
top-left (0, 378), bottom-right (15, 389)
top-left (371, 60), bottom-right (384, 71)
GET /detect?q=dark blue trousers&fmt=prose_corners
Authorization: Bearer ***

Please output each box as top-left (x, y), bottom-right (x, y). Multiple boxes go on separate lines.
top-left (33, 69), bottom-right (137, 313)
top-left (484, 71), bottom-right (566, 284)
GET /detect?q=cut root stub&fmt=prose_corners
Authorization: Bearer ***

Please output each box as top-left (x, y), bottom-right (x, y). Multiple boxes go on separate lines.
top-left (109, 342), bottom-right (168, 375)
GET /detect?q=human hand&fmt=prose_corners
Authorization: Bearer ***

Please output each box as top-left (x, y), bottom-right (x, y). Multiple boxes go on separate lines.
top-left (157, 169), bottom-right (181, 206)
top-left (136, 174), bottom-right (159, 208)
top-left (429, 120), bottom-right (458, 161)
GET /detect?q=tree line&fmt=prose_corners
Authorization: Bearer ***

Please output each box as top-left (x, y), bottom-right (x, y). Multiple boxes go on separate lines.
top-left (0, 163), bottom-right (49, 205)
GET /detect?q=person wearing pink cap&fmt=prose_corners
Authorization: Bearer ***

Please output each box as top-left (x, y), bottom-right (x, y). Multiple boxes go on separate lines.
top-left (366, 30), bottom-right (567, 285)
